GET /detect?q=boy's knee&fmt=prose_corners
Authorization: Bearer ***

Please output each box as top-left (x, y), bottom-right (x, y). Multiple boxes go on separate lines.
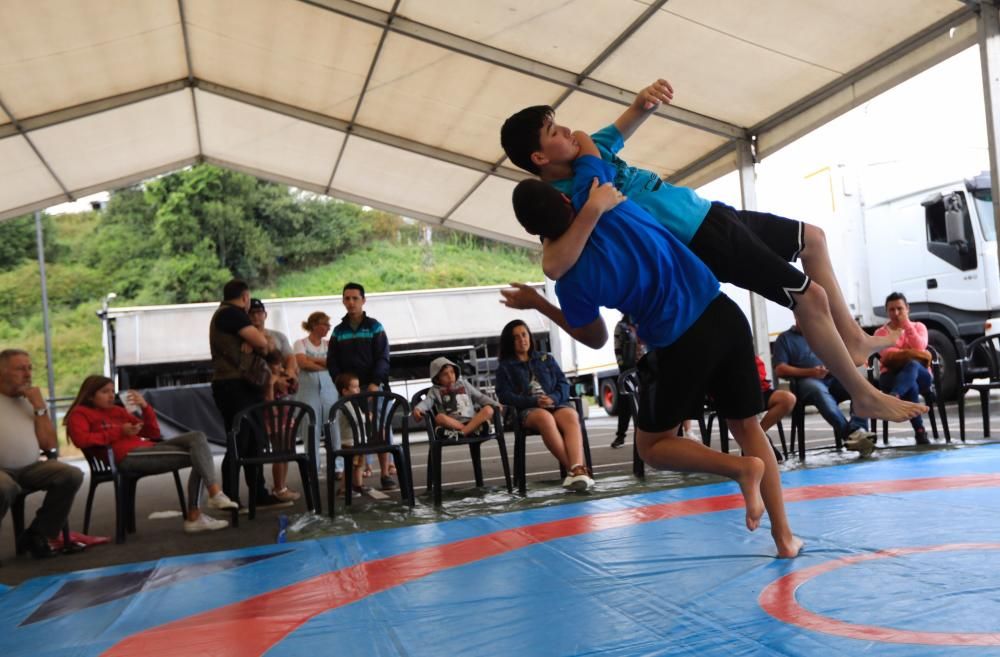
top-left (802, 224), bottom-right (827, 256)
top-left (796, 279), bottom-right (828, 308)
top-left (0, 476), bottom-right (20, 504)
top-left (483, 406), bottom-right (494, 419)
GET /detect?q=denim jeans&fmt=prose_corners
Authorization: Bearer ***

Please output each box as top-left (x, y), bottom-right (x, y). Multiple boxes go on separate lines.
top-left (795, 376), bottom-right (867, 438)
top-left (879, 360), bottom-right (933, 430)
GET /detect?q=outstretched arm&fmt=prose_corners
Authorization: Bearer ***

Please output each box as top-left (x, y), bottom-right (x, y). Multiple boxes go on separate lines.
top-left (614, 79), bottom-right (673, 141)
top-left (500, 283), bottom-right (608, 349)
top-left (541, 177), bottom-right (625, 279)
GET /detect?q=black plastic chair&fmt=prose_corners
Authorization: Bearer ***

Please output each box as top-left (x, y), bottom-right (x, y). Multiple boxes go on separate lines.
top-left (866, 347), bottom-right (950, 444)
top-left (12, 449), bottom-right (73, 553)
top-left (409, 388), bottom-right (512, 506)
top-left (509, 397), bottom-right (593, 496)
top-left (79, 445), bottom-right (186, 544)
top-left (781, 376), bottom-right (837, 460)
top-left (956, 334), bottom-right (1000, 442)
top-left (228, 400), bottom-right (320, 526)
top-left (324, 391), bottom-right (415, 516)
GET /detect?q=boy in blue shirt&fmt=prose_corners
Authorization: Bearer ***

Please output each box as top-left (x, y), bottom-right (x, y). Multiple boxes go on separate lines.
top-left (500, 79), bottom-right (925, 426)
top-left (505, 131), bottom-right (802, 558)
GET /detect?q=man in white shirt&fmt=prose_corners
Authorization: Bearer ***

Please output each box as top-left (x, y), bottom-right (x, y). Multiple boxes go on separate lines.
top-left (0, 349), bottom-right (82, 559)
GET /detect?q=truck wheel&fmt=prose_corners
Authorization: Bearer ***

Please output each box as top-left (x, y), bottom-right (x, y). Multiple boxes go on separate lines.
top-left (600, 378), bottom-right (619, 416)
top-left (927, 329), bottom-right (958, 401)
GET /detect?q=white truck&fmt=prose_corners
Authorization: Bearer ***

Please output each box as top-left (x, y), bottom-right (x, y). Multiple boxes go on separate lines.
top-left (101, 284), bottom-right (619, 406)
top-left (730, 167), bottom-right (999, 400)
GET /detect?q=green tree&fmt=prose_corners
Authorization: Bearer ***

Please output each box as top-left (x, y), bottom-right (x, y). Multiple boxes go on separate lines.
top-left (0, 213), bottom-right (60, 272)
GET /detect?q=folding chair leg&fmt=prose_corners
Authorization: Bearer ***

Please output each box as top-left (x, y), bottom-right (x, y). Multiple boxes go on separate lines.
top-left (958, 393), bottom-right (967, 442)
top-left (981, 390), bottom-right (991, 438)
top-left (928, 407), bottom-right (939, 440)
top-left (433, 445), bottom-right (443, 507)
top-left (495, 435), bottom-right (513, 493)
top-left (938, 398), bottom-right (952, 443)
top-left (172, 471), bottom-right (186, 514)
top-left (83, 482), bottom-right (97, 535)
top-left (718, 418), bottom-right (729, 454)
top-left (470, 443), bottom-right (484, 487)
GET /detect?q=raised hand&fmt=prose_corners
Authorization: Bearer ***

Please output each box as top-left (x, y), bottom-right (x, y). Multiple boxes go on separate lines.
top-left (500, 283), bottom-right (545, 310)
top-left (637, 78), bottom-right (674, 110)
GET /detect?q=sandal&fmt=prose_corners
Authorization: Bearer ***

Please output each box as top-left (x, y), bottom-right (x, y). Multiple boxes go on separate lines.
top-left (387, 464), bottom-right (397, 476)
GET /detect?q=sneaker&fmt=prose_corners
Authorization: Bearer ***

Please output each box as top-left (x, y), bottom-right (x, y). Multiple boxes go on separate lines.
top-left (610, 436), bottom-right (626, 449)
top-left (183, 514), bottom-right (229, 533)
top-left (914, 427), bottom-right (930, 445)
top-left (207, 492), bottom-right (238, 511)
top-left (847, 428), bottom-right (877, 444)
top-left (845, 435), bottom-right (875, 458)
top-left (255, 494), bottom-right (295, 510)
top-left (562, 466), bottom-right (595, 492)
top-left (272, 487), bottom-right (301, 502)
top-left (380, 475), bottom-right (398, 490)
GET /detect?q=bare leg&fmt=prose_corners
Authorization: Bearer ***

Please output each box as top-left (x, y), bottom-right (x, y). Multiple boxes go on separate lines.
top-left (272, 463), bottom-right (287, 492)
top-left (799, 225), bottom-right (899, 363)
top-left (727, 417), bottom-right (803, 558)
top-left (524, 409), bottom-right (571, 469)
top-left (760, 390), bottom-right (795, 433)
top-left (434, 413), bottom-right (467, 431)
top-left (792, 282), bottom-right (925, 422)
top-left (461, 406), bottom-right (495, 436)
top-left (552, 407), bottom-right (585, 468)
top-left (636, 426), bottom-right (765, 532)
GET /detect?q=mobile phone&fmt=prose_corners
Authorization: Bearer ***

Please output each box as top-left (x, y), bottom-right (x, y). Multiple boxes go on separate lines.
top-left (120, 392), bottom-right (141, 416)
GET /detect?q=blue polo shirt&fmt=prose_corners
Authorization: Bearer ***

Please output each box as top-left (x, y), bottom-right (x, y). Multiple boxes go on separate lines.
top-left (554, 154), bottom-right (719, 349)
top-left (550, 124), bottom-right (711, 245)
top-left (773, 327), bottom-right (822, 369)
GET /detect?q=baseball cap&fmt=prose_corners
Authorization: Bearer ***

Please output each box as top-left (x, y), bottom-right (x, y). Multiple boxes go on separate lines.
top-left (249, 298), bottom-right (266, 312)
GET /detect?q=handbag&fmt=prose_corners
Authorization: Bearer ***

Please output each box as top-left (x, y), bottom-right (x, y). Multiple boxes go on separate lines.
top-left (238, 350), bottom-right (271, 388)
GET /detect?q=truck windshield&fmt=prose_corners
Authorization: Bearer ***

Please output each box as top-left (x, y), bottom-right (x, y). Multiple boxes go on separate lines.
top-left (972, 188), bottom-right (997, 242)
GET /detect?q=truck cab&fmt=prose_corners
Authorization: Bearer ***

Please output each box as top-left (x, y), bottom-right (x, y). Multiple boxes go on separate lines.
top-left (864, 172), bottom-right (1000, 398)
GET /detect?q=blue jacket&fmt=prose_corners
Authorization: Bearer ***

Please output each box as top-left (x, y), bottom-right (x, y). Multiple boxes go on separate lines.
top-left (327, 313), bottom-right (390, 388)
top-left (495, 352), bottom-right (570, 410)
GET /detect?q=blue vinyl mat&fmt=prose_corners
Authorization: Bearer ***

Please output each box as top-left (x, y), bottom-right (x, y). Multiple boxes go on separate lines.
top-left (5, 444), bottom-right (1000, 656)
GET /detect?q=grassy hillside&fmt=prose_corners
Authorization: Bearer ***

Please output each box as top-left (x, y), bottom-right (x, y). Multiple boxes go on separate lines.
top-left (1, 213), bottom-right (541, 398)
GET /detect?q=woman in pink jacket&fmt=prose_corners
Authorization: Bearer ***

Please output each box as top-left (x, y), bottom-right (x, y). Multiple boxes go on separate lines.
top-left (873, 292), bottom-right (934, 444)
top-left (65, 375), bottom-right (238, 533)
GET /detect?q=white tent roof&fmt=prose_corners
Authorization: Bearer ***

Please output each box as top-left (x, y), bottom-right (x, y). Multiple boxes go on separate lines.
top-left (0, 0), bottom-right (977, 247)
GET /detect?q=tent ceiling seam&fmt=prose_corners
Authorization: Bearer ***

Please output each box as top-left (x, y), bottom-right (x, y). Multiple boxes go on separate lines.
top-left (295, 0), bottom-right (744, 139)
top-left (0, 95), bottom-right (72, 202)
top-left (324, 0), bottom-right (400, 195)
top-left (177, 0), bottom-right (204, 159)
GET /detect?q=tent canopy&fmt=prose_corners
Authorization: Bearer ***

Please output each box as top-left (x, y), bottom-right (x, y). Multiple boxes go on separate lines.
top-left (0, 0), bottom-right (978, 247)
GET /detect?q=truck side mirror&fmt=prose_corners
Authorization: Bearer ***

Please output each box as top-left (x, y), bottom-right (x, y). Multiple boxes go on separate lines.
top-left (924, 192), bottom-right (977, 271)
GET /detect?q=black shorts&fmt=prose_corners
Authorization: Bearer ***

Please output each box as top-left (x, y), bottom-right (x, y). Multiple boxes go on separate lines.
top-left (688, 202), bottom-right (810, 309)
top-left (635, 295), bottom-right (764, 432)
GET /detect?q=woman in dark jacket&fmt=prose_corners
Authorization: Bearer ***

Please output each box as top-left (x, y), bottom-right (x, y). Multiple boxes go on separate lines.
top-left (495, 319), bottom-right (593, 490)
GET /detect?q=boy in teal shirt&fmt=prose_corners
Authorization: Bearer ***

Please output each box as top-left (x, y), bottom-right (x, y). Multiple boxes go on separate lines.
top-left (500, 79), bottom-right (925, 426)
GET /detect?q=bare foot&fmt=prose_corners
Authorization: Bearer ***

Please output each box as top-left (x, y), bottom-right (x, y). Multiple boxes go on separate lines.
top-left (846, 329), bottom-right (900, 366)
top-left (853, 389), bottom-right (927, 422)
top-left (774, 533), bottom-right (804, 559)
top-left (736, 456), bottom-right (766, 531)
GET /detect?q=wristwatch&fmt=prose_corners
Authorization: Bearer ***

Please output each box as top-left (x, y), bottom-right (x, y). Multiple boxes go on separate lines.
top-left (33, 406), bottom-right (48, 416)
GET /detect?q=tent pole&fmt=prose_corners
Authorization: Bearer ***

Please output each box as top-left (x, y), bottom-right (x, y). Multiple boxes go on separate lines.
top-left (34, 211), bottom-right (57, 423)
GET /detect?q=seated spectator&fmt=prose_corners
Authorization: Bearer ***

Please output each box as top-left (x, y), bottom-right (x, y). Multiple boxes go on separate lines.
top-left (264, 351), bottom-right (301, 502)
top-left (773, 323), bottom-right (877, 457)
top-left (412, 357), bottom-right (498, 438)
top-left (65, 376), bottom-right (238, 533)
top-left (0, 349), bottom-right (83, 559)
top-left (495, 319), bottom-right (593, 491)
top-left (333, 372), bottom-right (369, 496)
top-left (755, 354), bottom-right (796, 461)
top-left (873, 292), bottom-right (933, 445)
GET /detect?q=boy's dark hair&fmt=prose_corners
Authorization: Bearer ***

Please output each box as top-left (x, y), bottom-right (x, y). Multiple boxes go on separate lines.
top-left (265, 350), bottom-right (283, 367)
top-left (885, 291), bottom-right (908, 306)
top-left (432, 363), bottom-right (459, 385)
top-left (500, 105), bottom-right (553, 175)
top-left (343, 282), bottom-right (365, 298)
top-left (334, 371), bottom-right (359, 393)
top-left (512, 179), bottom-right (573, 240)
top-left (223, 279), bottom-right (249, 301)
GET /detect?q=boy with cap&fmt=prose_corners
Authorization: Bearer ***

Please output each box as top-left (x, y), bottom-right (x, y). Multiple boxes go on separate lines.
top-left (412, 357), bottom-right (499, 438)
